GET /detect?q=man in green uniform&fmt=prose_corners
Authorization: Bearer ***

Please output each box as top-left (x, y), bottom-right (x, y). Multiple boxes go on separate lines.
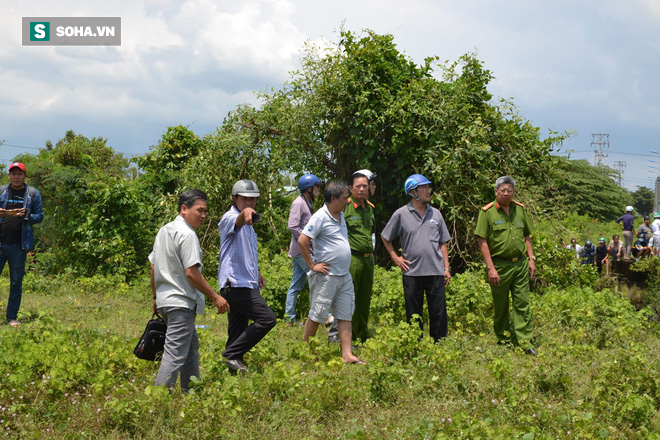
top-left (475, 176), bottom-right (537, 355)
top-left (344, 171), bottom-right (375, 342)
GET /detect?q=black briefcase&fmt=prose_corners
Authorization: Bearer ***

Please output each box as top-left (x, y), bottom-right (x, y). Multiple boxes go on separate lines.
top-left (134, 312), bottom-right (167, 361)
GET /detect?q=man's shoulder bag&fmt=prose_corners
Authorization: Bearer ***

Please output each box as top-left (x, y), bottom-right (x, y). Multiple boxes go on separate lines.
top-left (134, 312), bottom-right (167, 361)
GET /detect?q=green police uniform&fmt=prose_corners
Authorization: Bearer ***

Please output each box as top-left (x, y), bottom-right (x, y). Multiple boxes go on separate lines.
top-left (475, 200), bottom-right (533, 347)
top-left (344, 197), bottom-right (375, 342)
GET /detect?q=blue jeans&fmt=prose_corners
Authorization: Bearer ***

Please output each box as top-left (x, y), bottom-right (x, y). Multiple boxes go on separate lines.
top-left (285, 254), bottom-right (308, 322)
top-left (1, 243), bottom-right (28, 322)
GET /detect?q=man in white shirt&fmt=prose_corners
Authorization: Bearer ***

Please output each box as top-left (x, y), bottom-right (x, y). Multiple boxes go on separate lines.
top-left (298, 181), bottom-right (364, 365)
top-left (150, 190), bottom-right (229, 392)
top-left (566, 238), bottom-right (582, 258)
top-left (651, 213), bottom-right (660, 256)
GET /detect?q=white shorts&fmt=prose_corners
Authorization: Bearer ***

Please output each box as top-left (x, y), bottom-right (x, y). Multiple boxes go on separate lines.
top-left (307, 273), bottom-right (354, 323)
top-left (651, 235), bottom-right (660, 249)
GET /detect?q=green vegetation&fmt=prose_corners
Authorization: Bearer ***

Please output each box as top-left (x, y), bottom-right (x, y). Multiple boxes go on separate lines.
top-left (0, 266), bottom-right (658, 439)
top-left (1, 26), bottom-right (658, 439)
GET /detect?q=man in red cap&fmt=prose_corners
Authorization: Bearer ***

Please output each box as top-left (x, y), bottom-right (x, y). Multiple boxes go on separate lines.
top-left (0, 162), bottom-right (44, 327)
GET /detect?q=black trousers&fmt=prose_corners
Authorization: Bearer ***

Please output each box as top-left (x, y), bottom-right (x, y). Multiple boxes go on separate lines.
top-left (222, 287), bottom-right (276, 360)
top-left (402, 275), bottom-right (447, 342)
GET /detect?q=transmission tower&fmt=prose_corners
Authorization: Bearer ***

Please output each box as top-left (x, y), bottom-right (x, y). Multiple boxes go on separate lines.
top-left (613, 160), bottom-right (626, 186)
top-left (592, 133), bottom-right (610, 166)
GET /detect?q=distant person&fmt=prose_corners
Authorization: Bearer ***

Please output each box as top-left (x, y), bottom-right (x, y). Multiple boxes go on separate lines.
top-left (381, 174), bottom-right (452, 343)
top-left (0, 162), bottom-right (44, 327)
top-left (475, 176), bottom-right (536, 355)
top-left (285, 174), bottom-right (322, 325)
top-left (637, 216), bottom-right (653, 244)
top-left (615, 206), bottom-right (635, 259)
top-left (218, 180), bottom-right (277, 372)
top-left (151, 190), bottom-right (229, 392)
top-left (298, 181), bottom-right (364, 365)
top-left (580, 240), bottom-right (596, 265)
top-left (594, 237), bottom-right (609, 276)
top-left (632, 235), bottom-right (652, 259)
top-left (608, 235), bottom-right (623, 261)
top-left (651, 213), bottom-right (660, 256)
top-left (566, 238), bottom-right (582, 258)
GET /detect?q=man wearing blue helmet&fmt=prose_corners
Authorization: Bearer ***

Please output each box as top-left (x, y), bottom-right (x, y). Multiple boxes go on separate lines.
top-left (285, 174), bottom-right (322, 324)
top-left (381, 174), bottom-right (452, 342)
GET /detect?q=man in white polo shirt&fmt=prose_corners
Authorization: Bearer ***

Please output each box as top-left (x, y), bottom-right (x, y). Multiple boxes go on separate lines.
top-left (298, 181), bottom-right (364, 365)
top-left (150, 190), bottom-right (230, 392)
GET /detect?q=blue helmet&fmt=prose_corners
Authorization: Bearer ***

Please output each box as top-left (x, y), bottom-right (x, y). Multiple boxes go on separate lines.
top-left (298, 174), bottom-right (322, 192)
top-left (404, 174), bottom-right (432, 194)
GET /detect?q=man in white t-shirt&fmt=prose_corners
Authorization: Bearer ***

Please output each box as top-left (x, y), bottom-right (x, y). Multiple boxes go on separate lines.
top-left (298, 181), bottom-right (364, 365)
top-left (651, 213), bottom-right (660, 256)
top-left (150, 190), bottom-right (229, 392)
top-left (566, 238), bottom-right (582, 258)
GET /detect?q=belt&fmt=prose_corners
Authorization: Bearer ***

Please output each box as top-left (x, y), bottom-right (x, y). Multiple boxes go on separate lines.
top-left (492, 255), bottom-right (525, 263)
top-left (351, 250), bottom-right (372, 258)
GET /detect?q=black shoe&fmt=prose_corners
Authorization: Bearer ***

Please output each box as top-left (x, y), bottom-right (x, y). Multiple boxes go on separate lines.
top-left (224, 358), bottom-right (248, 372)
top-left (526, 348), bottom-right (537, 356)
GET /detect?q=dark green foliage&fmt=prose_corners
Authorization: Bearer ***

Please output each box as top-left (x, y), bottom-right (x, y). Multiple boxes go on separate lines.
top-left (133, 125), bottom-right (204, 196)
top-left (631, 185), bottom-right (654, 216)
top-left (548, 157), bottom-right (630, 222)
top-left (248, 29), bottom-right (568, 267)
top-left (14, 130), bottom-right (158, 278)
top-left (630, 257), bottom-right (660, 321)
top-left (258, 249), bottom-right (309, 319)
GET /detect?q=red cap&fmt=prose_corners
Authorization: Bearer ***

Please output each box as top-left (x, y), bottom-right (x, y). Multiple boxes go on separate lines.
top-left (8, 162), bottom-right (26, 173)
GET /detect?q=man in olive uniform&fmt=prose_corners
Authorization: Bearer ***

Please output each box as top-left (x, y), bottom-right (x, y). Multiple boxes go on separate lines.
top-left (344, 171), bottom-right (375, 343)
top-left (475, 176), bottom-right (537, 355)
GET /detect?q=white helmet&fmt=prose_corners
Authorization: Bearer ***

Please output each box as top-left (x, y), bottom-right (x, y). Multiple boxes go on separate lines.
top-left (353, 169), bottom-right (376, 181)
top-left (232, 180), bottom-right (260, 197)
top-left (626, 205), bottom-right (634, 212)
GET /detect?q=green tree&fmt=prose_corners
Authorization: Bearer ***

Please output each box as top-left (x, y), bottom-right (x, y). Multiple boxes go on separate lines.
top-left (244, 29), bottom-right (567, 266)
top-left (631, 185), bottom-right (654, 216)
top-left (16, 131), bottom-right (155, 278)
top-left (547, 157), bottom-right (630, 222)
top-left (133, 125), bottom-right (204, 196)
top-left (179, 107), bottom-right (298, 275)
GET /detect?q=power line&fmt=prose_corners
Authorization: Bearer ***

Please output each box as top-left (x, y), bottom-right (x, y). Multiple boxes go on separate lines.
top-left (1, 143), bottom-right (41, 151)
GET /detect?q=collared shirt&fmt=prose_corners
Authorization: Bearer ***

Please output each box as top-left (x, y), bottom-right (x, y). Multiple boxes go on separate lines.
top-left (287, 195), bottom-right (314, 258)
top-left (475, 200), bottom-right (531, 259)
top-left (302, 204), bottom-right (351, 276)
top-left (616, 213), bottom-right (634, 231)
top-left (344, 197), bottom-right (375, 254)
top-left (149, 215), bottom-right (205, 313)
top-left (218, 205), bottom-right (260, 290)
top-left (381, 202), bottom-right (450, 276)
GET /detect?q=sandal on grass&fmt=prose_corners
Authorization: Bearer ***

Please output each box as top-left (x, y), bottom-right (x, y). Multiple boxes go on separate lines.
top-left (344, 358), bottom-right (366, 365)
top-left (8, 320), bottom-right (20, 327)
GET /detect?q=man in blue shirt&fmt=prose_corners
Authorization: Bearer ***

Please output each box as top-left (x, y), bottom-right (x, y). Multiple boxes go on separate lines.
top-left (616, 206), bottom-right (635, 260)
top-left (219, 180), bottom-right (276, 372)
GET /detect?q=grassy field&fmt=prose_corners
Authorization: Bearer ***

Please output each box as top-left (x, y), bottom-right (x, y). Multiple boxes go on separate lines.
top-left (0, 269), bottom-right (659, 439)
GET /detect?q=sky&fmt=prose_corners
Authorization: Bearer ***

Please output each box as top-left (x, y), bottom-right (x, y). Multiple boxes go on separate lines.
top-left (2, 0), bottom-right (660, 190)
